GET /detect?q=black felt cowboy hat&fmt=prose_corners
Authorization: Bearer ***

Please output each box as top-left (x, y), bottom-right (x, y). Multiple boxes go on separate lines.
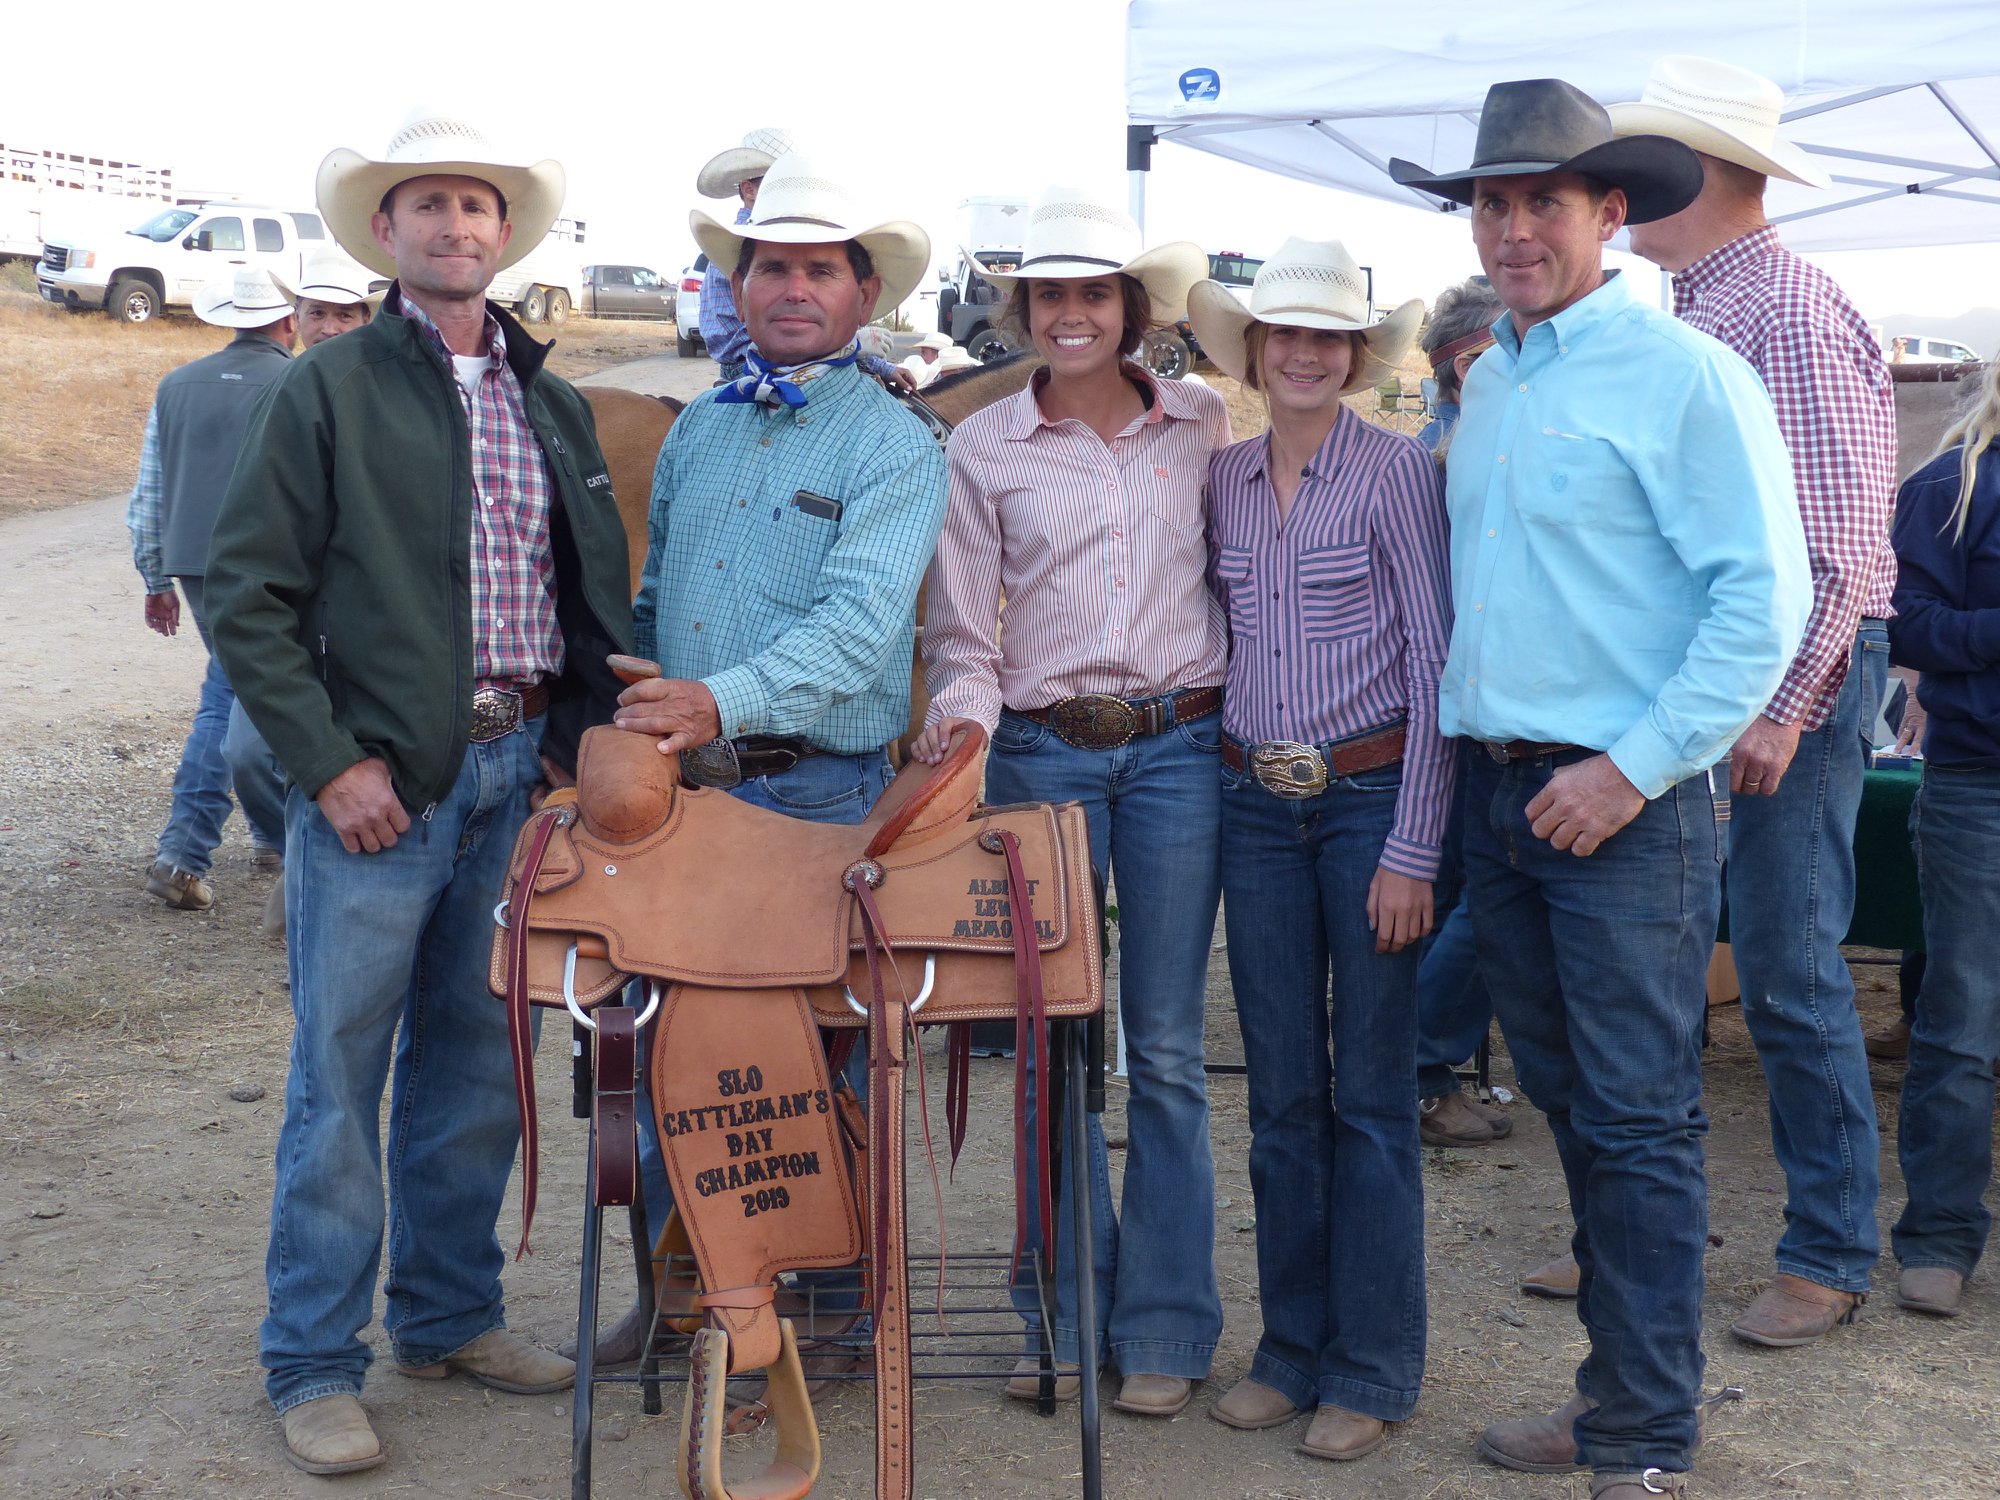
top-left (1389, 78), bottom-right (1703, 224)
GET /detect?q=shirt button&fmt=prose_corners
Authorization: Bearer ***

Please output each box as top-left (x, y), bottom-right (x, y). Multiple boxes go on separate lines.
top-left (1115, 579), bottom-right (1125, 588)
top-left (736, 722), bottom-right (749, 734)
top-left (761, 438), bottom-right (771, 448)
top-left (484, 497), bottom-right (495, 507)
top-left (1517, 383), bottom-right (1528, 393)
top-left (692, 621), bottom-right (702, 631)
top-left (1474, 603), bottom-right (1484, 612)
top-left (1112, 528), bottom-right (1123, 539)
top-left (715, 560), bottom-right (725, 569)
top-left (1488, 529), bottom-right (1497, 538)
top-left (737, 498), bottom-right (746, 507)
top-left (1468, 675), bottom-right (1477, 685)
top-left (1497, 454), bottom-right (1508, 464)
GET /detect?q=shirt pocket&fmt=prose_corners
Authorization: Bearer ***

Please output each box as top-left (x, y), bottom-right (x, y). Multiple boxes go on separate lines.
top-left (1514, 431), bottom-right (1652, 533)
top-left (1213, 544), bottom-right (1257, 640)
top-left (1297, 541), bottom-right (1375, 643)
top-left (755, 503), bottom-right (840, 614)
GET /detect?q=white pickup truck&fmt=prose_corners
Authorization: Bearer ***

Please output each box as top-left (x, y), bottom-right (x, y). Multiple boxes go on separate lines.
top-left (38, 202), bottom-right (329, 323)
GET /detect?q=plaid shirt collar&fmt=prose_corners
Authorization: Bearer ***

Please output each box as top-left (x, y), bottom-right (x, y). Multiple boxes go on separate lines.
top-left (1671, 225), bottom-right (1782, 309)
top-left (392, 284), bottom-right (508, 368)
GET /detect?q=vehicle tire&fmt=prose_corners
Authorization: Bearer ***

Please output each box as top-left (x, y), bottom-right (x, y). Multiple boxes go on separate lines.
top-left (1141, 328), bottom-right (1191, 381)
top-left (519, 285), bottom-right (547, 324)
top-left (109, 278), bottom-right (161, 324)
top-left (545, 288), bottom-right (571, 325)
top-left (966, 326), bottom-right (1011, 363)
top-left (676, 327), bottom-right (699, 358)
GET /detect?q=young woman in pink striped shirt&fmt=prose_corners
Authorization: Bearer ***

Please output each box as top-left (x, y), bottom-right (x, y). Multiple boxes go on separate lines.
top-left (1186, 237), bottom-right (1452, 1461)
top-left (912, 186), bottom-right (1230, 1418)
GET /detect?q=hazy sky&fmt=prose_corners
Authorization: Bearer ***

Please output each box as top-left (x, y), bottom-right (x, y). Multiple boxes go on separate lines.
top-left (10, 0), bottom-right (1993, 327)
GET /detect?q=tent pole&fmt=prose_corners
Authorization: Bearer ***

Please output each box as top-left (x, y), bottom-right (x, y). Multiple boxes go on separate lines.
top-left (1127, 125), bottom-right (1156, 233)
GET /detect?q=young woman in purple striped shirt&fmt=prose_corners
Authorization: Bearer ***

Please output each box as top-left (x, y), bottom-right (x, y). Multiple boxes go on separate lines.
top-left (912, 186), bottom-right (1230, 1418)
top-left (1186, 237), bottom-right (1453, 1460)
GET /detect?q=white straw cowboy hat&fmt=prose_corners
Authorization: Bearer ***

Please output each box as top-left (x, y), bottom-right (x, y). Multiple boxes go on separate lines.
top-left (932, 344), bottom-right (980, 375)
top-left (1607, 55), bottom-right (1832, 190)
top-left (1186, 236), bottom-right (1424, 391)
top-left (274, 247), bottom-right (382, 307)
top-left (690, 151), bottom-right (931, 321)
top-left (697, 127), bottom-right (799, 199)
top-left (914, 330), bottom-right (954, 353)
top-left (193, 266), bottom-right (295, 329)
top-left (978, 185), bottom-right (1206, 319)
top-left (315, 106), bottom-right (565, 279)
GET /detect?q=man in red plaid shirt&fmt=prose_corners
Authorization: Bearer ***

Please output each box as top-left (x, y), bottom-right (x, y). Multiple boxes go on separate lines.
top-left (1616, 56), bottom-right (1896, 1349)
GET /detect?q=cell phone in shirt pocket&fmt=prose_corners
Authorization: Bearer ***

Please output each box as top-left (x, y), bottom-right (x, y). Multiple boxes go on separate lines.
top-left (791, 490), bottom-right (843, 523)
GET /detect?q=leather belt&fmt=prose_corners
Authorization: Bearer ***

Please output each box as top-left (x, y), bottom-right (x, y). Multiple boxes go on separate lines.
top-left (1015, 685), bottom-right (1223, 751)
top-left (470, 681), bottom-right (549, 743)
top-left (1480, 739), bottom-right (1584, 764)
top-left (680, 735), bottom-right (824, 789)
top-left (1222, 723), bottom-right (1406, 798)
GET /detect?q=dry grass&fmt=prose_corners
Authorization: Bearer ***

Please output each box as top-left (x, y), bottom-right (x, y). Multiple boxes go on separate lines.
top-left (0, 287), bottom-right (676, 516)
top-left (0, 289), bottom-right (229, 514)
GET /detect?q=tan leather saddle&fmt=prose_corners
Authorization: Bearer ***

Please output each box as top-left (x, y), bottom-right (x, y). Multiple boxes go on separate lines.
top-left (491, 719), bottom-right (1102, 1500)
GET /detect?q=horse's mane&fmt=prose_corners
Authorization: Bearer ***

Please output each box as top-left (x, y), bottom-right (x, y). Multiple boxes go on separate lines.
top-left (926, 348), bottom-right (1039, 395)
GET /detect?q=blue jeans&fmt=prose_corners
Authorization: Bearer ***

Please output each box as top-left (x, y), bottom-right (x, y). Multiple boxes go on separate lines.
top-left (261, 720), bottom-right (545, 1412)
top-left (1893, 763), bottom-right (2000, 1278)
top-left (157, 576), bottom-right (284, 871)
top-left (983, 706), bottom-right (1223, 1380)
top-left (1724, 624), bottom-right (1886, 1291)
top-left (634, 750), bottom-right (895, 1250)
top-left (1219, 758), bottom-right (1426, 1421)
top-left (225, 700), bottom-right (290, 856)
top-left (1417, 758), bottom-right (1494, 1099)
top-left (1464, 750), bottom-right (1717, 1476)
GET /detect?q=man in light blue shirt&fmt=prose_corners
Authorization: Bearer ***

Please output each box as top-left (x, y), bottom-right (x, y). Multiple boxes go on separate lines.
top-left (1392, 80), bottom-right (1809, 1497)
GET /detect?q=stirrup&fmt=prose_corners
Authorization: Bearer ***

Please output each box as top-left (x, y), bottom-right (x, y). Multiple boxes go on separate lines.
top-left (678, 1318), bottom-right (819, 1500)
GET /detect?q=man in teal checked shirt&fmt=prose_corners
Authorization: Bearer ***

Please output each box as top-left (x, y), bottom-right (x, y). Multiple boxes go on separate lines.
top-left (575, 153), bottom-right (945, 1369)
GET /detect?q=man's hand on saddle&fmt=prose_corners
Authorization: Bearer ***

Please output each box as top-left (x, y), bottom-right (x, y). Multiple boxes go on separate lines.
top-left (1728, 714), bottom-right (1803, 796)
top-left (908, 716), bottom-right (979, 765)
top-left (315, 757), bottom-right (412, 854)
top-left (1526, 752), bottom-right (1645, 858)
top-left (143, 589), bottom-right (180, 638)
top-left (882, 365), bottom-right (918, 396)
top-left (613, 676), bottom-right (724, 756)
top-left (1366, 867), bottom-right (1434, 954)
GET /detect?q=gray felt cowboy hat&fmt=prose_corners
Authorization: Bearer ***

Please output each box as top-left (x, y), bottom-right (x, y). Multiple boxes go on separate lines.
top-left (696, 127), bottom-right (799, 199)
top-left (1388, 78), bottom-right (1703, 224)
top-left (1187, 236), bottom-right (1423, 391)
top-left (316, 106), bottom-right (566, 279)
top-left (690, 151), bottom-right (930, 321)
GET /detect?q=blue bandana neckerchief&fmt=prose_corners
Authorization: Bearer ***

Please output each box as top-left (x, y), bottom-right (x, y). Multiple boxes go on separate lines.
top-left (713, 340), bottom-right (861, 409)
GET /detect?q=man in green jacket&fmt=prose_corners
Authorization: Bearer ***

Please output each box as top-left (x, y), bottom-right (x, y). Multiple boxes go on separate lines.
top-left (206, 109), bottom-right (633, 1477)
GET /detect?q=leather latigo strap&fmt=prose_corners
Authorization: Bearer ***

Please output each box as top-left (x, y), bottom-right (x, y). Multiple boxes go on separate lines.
top-left (849, 874), bottom-right (915, 1500)
top-left (593, 1006), bottom-right (637, 1207)
top-left (502, 801), bottom-right (568, 1257)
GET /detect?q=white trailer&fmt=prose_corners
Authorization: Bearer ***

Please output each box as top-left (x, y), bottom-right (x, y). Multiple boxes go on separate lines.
top-left (487, 216), bottom-right (588, 326)
top-left (1, 139), bottom-right (175, 260)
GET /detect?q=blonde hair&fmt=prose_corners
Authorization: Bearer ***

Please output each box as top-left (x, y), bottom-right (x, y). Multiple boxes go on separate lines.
top-left (1933, 359), bottom-right (2000, 541)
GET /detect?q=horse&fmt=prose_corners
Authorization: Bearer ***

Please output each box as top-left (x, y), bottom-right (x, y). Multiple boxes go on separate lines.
top-left (580, 353), bottom-right (1042, 754)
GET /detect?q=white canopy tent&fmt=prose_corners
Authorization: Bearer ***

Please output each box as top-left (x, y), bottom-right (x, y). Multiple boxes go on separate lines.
top-left (1124, 0), bottom-right (2000, 254)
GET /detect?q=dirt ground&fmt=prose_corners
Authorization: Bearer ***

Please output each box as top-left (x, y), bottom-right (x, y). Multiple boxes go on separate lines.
top-left (1, 347), bottom-right (1995, 1500)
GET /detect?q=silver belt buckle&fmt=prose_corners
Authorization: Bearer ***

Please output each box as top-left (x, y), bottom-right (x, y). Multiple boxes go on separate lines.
top-left (680, 737), bottom-right (744, 789)
top-left (1483, 740), bottom-right (1511, 764)
top-left (1250, 740), bottom-right (1328, 799)
top-left (470, 686), bottom-right (523, 743)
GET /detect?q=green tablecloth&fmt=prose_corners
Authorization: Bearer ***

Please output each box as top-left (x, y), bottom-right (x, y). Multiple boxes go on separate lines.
top-left (1717, 767), bottom-right (1924, 951)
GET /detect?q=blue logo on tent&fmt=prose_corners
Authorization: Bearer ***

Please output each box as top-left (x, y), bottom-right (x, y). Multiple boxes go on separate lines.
top-left (1179, 67), bottom-right (1220, 103)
